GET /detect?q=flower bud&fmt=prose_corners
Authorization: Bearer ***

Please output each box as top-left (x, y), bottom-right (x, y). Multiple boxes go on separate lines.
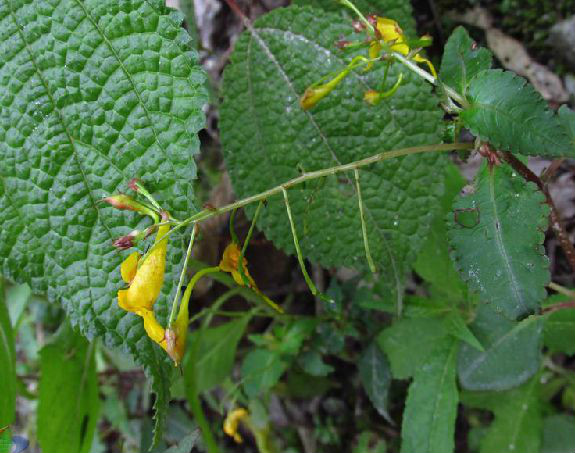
top-left (102, 194), bottom-right (155, 217)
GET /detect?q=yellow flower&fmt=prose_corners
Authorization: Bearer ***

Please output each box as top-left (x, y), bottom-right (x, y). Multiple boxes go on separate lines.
top-left (219, 243), bottom-right (284, 313)
top-left (219, 243), bottom-right (256, 288)
top-left (223, 408), bottom-right (250, 444)
top-left (117, 224), bottom-right (170, 351)
top-left (375, 17), bottom-right (437, 77)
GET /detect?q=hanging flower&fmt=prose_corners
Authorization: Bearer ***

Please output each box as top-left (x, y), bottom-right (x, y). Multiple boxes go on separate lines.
top-left (373, 17), bottom-right (436, 77)
top-left (219, 242), bottom-right (284, 313)
top-left (117, 223), bottom-right (170, 351)
top-left (223, 408), bottom-right (250, 444)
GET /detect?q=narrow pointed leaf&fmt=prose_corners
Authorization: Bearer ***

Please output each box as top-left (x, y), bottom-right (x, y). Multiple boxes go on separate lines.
top-left (400, 338), bottom-right (459, 453)
top-left (439, 27), bottom-right (492, 96)
top-left (458, 305), bottom-right (542, 391)
top-left (358, 341), bottom-right (392, 421)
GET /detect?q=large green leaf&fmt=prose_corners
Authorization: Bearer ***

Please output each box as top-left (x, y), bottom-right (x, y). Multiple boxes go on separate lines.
top-left (291, 0), bottom-right (417, 37)
top-left (0, 279), bottom-right (16, 427)
top-left (38, 323), bottom-right (100, 453)
top-left (460, 69), bottom-right (572, 157)
top-left (558, 105), bottom-right (575, 152)
top-left (458, 305), bottom-right (542, 391)
top-left (184, 316), bottom-right (250, 393)
top-left (220, 6), bottom-right (445, 307)
top-left (0, 0), bottom-right (207, 438)
top-left (400, 337), bottom-right (459, 453)
top-left (479, 377), bottom-right (541, 453)
top-left (358, 341), bottom-right (392, 421)
top-left (439, 26), bottom-right (492, 97)
top-left (241, 348), bottom-right (289, 398)
top-left (448, 163), bottom-right (549, 319)
top-left (378, 316), bottom-right (448, 379)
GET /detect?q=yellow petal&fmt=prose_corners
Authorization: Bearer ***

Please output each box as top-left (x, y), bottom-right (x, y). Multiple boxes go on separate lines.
top-left (166, 283), bottom-right (192, 366)
top-left (139, 308), bottom-right (167, 349)
top-left (122, 224), bottom-right (170, 312)
top-left (219, 243), bottom-right (242, 273)
top-left (414, 54), bottom-right (437, 78)
top-left (120, 251), bottom-right (140, 283)
top-left (223, 408), bottom-right (249, 444)
top-left (376, 17), bottom-right (403, 42)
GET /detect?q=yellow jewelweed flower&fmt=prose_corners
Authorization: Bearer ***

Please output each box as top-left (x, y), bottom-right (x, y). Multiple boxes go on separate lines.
top-left (117, 223), bottom-right (170, 351)
top-left (219, 243), bottom-right (256, 288)
top-left (374, 17), bottom-right (436, 77)
top-left (223, 408), bottom-right (250, 444)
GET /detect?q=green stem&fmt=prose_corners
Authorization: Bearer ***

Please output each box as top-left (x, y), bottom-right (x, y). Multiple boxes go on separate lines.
top-left (548, 282), bottom-right (575, 298)
top-left (391, 52), bottom-right (469, 108)
top-left (336, 0), bottom-right (375, 35)
top-left (238, 200), bottom-right (265, 286)
top-left (140, 143), bottom-right (473, 264)
top-left (168, 224), bottom-right (197, 327)
top-left (188, 383), bottom-right (220, 453)
top-left (354, 169), bottom-right (376, 273)
top-left (282, 188), bottom-right (319, 296)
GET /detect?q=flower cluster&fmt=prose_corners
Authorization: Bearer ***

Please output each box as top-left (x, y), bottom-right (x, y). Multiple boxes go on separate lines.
top-left (300, 15), bottom-right (435, 110)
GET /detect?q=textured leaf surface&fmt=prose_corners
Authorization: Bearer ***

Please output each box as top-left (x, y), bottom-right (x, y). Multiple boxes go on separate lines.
top-left (400, 337), bottom-right (459, 453)
top-left (460, 69), bottom-right (572, 157)
top-left (184, 316), bottom-right (249, 393)
top-left (358, 341), bottom-right (392, 421)
top-left (558, 105), bottom-right (575, 153)
top-left (292, 0), bottom-right (417, 36)
top-left (0, 0), bottom-right (206, 438)
top-left (448, 163), bottom-right (549, 319)
top-left (38, 324), bottom-right (100, 453)
top-left (439, 26), bottom-right (492, 96)
top-left (458, 305), bottom-right (542, 391)
top-left (414, 164), bottom-right (468, 300)
top-left (220, 6), bottom-right (445, 306)
top-left (0, 279), bottom-right (16, 427)
top-left (479, 377), bottom-right (541, 453)
top-left (378, 316), bottom-right (448, 379)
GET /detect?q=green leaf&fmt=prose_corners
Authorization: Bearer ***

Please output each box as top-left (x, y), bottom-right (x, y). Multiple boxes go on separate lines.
top-left (400, 338), bottom-right (459, 453)
top-left (358, 341), bottom-right (392, 422)
top-left (0, 279), bottom-right (16, 427)
top-left (542, 414), bottom-right (575, 453)
top-left (291, 0), bottom-right (417, 36)
top-left (479, 377), bottom-right (541, 453)
top-left (184, 316), bottom-right (250, 393)
top-left (378, 316), bottom-right (448, 379)
top-left (458, 305), bottom-right (542, 391)
top-left (414, 164), bottom-right (468, 300)
top-left (460, 69), bottom-right (572, 157)
top-left (0, 0), bottom-right (207, 440)
top-left (38, 323), bottom-right (100, 453)
top-left (162, 432), bottom-right (199, 453)
top-left (241, 349), bottom-right (288, 398)
top-left (220, 5), bottom-right (446, 308)
top-left (448, 163), bottom-right (549, 319)
top-left (298, 350), bottom-right (334, 377)
top-left (543, 295), bottom-right (575, 355)
top-left (558, 105), bottom-right (575, 153)
top-left (444, 311), bottom-right (484, 352)
top-left (439, 26), bottom-right (492, 96)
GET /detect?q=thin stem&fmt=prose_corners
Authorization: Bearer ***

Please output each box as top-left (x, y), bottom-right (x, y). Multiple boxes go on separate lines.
top-left (335, 0), bottom-right (375, 35)
top-left (282, 188), bottom-right (319, 296)
top-left (134, 180), bottom-right (162, 212)
top-left (548, 282), bottom-right (575, 298)
top-left (168, 224), bottom-right (197, 327)
top-left (229, 208), bottom-right (240, 244)
top-left (238, 200), bottom-right (265, 286)
top-left (140, 143), bottom-right (473, 264)
top-left (354, 169), bottom-right (376, 273)
top-left (391, 52), bottom-right (469, 108)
